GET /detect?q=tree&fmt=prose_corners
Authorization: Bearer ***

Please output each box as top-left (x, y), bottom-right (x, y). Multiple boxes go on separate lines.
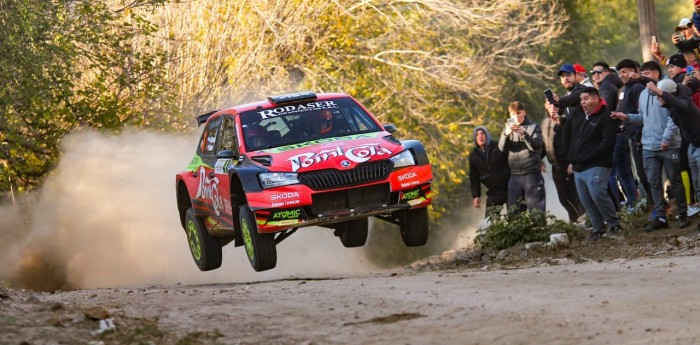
top-left (0, 0), bottom-right (170, 192)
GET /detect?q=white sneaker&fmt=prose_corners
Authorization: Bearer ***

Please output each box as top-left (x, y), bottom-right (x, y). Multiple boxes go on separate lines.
top-left (688, 205), bottom-right (700, 218)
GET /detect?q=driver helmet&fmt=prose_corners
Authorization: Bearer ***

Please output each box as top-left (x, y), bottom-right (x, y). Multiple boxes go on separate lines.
top-left (246, 124), bottom-right (268, 148)
top-left (313, 109), bottom-right (333, 135)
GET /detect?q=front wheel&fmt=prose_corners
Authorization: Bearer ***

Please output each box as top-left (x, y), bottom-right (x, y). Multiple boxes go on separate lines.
top-left (239, 205), bottom-right (277, 271)
top-left (185, 208), bottom-right (222, 271)
top-left (336, 218), bottom-right (369, 248)
top-left (400, 207), bottom-right (429, 247)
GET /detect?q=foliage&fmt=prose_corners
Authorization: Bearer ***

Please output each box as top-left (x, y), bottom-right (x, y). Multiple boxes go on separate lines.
top-left (0, 0), bottom-right (171, 191)
top-left (474, 207), bottom-right (581, 252)
top-left (1, 0), bottom-right (691, 229)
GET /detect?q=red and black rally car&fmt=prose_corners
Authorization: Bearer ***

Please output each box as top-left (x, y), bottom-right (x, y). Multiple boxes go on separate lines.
top-left (175, 92), bottom-right (433, 272)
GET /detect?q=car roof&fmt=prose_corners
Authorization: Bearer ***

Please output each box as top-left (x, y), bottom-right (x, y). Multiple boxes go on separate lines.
top-left (197, 92), bottom-right (352, 125)
top-left (222, 92), bottom-right (350, 115)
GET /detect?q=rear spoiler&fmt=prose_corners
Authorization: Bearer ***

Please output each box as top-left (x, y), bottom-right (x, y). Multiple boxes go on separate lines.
top-left (196, 110), bottom-right (218, 126)
top-left (268, 91), bottom-right (316, 105)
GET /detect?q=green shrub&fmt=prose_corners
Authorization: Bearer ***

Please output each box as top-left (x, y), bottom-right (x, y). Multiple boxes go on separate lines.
top-left (475, 206), bottom-right (580, 252)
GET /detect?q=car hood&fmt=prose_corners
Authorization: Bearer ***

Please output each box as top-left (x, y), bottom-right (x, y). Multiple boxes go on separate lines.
top-left (247, 132), bottom-right (404, 173)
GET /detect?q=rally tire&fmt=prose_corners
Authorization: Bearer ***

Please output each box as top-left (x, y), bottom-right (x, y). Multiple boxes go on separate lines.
top-left (400, 207), bottom-right (429, 247)
top-left (337, 218), bottom-right (369, 248)
top-left (185, 208), bottom-right (222, 271)
top-left (239, 205), bottom-right (277, 272)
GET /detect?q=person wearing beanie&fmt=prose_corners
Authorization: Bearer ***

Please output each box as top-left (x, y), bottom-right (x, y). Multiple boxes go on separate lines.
top-left (566, 87), bottom-right (621, 242)
top-left (651, 78), bottom-right (700, 231)
top-left (469, 126), bottom-right (510, 219)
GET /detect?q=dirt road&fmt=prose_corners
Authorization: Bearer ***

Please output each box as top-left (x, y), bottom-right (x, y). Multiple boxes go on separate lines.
top-left (3, 255), bottom-right (700, 345)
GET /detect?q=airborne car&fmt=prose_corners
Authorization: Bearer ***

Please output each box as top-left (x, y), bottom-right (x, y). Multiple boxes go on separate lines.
top-left (175, 92), bottom-right (433, 272)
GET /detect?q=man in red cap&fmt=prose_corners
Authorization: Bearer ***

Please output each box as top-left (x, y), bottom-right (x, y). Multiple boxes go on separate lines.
top-left (573, 64), bottom-right (593, 87)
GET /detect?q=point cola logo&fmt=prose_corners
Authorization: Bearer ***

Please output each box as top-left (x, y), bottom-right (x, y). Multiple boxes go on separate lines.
top-left (195, 166), bottom-right (224, 216)
top-left (288, 144), bottom-right (392, 172)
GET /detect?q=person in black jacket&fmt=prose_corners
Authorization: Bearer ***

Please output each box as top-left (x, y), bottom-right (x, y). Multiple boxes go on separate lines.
top-left (499, 101), bottom-right (545, 216)
top-left (568, 87), bottom-right (622, 241)
top-left (616, 59), bottom-right (650, 210)
top-left (655, 78), bottom-right (700, 231)
top-left (591, 62), bottom-right (623, 110)
top-left (469, 126), bottom-right (510, 219)
top-left (542, 103), bottom-right (585, 222)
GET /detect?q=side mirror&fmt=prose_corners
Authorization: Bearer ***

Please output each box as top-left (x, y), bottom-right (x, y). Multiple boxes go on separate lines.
top-left (217, 150), bottom-right (236, 159)
top-left (383, 124), bottom-right (397, 133)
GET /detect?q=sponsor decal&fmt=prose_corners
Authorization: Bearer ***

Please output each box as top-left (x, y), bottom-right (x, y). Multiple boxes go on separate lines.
top-left (195, 166), bottom-right (224, 216)
top-left (214, 159), bottom-right (232, 174)
top-left (269, 219), bottom-right (301, 226)
top-left (271, 192), bottom-right (300, 201)
top-left (267, 133), bottom-right (380, 153)
top-left (400, 181), bottom-right (421, 188)
top-left (187, 154), bottom-right (205, 171)
top-left (272, 208), bottom-right (302, 220)
top-left (402, 189), bottom-right (421, 201)
top-left (397, 171), bottom-right (418, 181)
top-left (271, 199), bottom-right (301, 207)
top-left (258, 101), bottom-right (339, 119)
top-left (288, 144), bottom-right (392, 172)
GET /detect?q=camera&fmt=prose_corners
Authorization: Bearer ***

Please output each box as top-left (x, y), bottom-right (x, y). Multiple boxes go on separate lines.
top-left (544, 88), bottom-right (556, 104)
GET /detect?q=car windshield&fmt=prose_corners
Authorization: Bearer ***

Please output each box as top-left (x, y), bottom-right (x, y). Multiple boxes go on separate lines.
top-left (239, 97), bottom-right (382, 151)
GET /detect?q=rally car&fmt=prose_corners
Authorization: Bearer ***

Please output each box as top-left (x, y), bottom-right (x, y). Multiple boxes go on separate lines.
top-left (175, 91), bottom-right (433, 272)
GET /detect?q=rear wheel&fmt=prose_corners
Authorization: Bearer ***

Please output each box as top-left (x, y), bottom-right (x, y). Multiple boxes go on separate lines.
top-left (400, 207), bottom-right (429, 246)
top-left (239, 205), bottom-right (277, 271)
top-left (185, 208), bottom-right (222, 271)
top-left (336, 218), bottom-right (369, 248)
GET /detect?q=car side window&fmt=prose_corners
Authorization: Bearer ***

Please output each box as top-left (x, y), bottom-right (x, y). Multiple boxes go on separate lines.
top-left (199, 117), bottom-right (222, 156)
top-left (219, 116), bottom-right (238, 154)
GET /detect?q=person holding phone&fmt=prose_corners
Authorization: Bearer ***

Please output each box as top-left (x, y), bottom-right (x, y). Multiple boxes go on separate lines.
top-left (499, 101), bottom-right (545, 219)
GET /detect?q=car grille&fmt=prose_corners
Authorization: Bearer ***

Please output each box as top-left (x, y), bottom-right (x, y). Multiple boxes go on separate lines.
top-left (298, 160), bottom-right (392, 190)
top-left (309, 183), bottom-right (392, 216)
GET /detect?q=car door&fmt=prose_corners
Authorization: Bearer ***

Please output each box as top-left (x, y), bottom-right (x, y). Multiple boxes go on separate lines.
top-left (211, 115), bottom-right (237, 229)
top-left (193, 116), bottom-right (229, 226)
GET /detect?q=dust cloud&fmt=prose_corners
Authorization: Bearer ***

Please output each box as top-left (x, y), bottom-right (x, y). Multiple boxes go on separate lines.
top-left (0, 129), bottom-right (375, 291)
top-left (0, 129), bottom-right (569, 292)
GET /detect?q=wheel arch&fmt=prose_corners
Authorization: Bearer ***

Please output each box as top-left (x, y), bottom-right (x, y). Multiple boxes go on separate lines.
top-left (229, 166), bottom-right (263, 246)
top-left (176, 179), bottom-right (192, 229)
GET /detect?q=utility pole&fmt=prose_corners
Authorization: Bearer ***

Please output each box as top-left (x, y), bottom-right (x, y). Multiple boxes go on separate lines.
top-left (637, 0), bottom-right (659, 62)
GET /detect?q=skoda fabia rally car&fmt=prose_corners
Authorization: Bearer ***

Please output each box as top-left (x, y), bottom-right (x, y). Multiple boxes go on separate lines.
top-left (175, 92), bottom-right (433, 272)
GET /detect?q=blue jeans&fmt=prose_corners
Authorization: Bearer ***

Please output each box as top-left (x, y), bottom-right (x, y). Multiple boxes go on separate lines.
top-left (507, 173), bottom-right (546, 214)
top-left (610, 135), bottom-right (637, 206)
top-left (644, 149), bottom-right (687, 217)
top-left (574, 167), bottom-right (619, 233)
top-left (689, 144), bottom-right (700, 203)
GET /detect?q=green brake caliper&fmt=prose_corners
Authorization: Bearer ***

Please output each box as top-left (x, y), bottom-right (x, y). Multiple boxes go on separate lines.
top-left (241, 218), bottom-right (255, 260)
top-left (187, 220), bottom-right (202, 261)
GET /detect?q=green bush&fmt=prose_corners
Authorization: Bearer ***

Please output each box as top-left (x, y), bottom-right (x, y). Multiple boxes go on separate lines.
top-left (474, 206), bottom-right (580, 252)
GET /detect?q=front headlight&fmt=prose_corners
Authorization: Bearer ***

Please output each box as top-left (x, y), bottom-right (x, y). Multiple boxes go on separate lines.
top-left (390, 150), bottom-right (416, 168)
top-left (259, 172), bottom-right (300, 189)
